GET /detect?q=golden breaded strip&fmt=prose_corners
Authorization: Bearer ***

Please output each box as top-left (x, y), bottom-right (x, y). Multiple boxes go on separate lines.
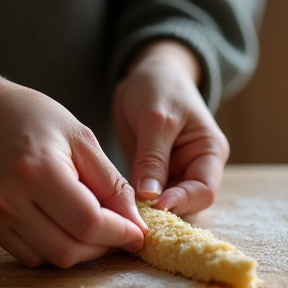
top-left (136, 202), bottom-right (261, 288)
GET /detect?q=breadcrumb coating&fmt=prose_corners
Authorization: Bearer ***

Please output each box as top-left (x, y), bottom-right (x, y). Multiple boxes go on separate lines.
top-left (136, 202), bottom-right (261, 288)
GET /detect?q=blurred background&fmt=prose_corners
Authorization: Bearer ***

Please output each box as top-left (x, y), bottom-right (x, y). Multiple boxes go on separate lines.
top-left (216, 0), bottom-right (288, 163)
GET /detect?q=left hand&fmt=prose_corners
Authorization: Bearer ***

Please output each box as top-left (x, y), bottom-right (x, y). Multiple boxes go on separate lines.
top-left (0, 79), bottom-right (146, 268)
top-left (113, 40), bottom-right (230, 216)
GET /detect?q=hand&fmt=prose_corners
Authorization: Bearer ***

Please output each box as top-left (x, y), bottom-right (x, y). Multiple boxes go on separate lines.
top-left (113, 40), bottom-right (230, 216)
top-left (0, 78), bottom-right (147, 268)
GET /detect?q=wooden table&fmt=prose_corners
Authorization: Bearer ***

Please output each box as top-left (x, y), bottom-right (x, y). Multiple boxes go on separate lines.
top-left (1, 165), bottom-right (288, 288)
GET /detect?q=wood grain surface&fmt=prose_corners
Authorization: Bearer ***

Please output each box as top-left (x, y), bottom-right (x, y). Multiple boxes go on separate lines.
top-left (1, 165), bottom-right (287, 288)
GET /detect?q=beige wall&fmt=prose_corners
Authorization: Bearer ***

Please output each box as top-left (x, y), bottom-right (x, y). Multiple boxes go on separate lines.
top-left (216, 1), bottom-right (288, 163)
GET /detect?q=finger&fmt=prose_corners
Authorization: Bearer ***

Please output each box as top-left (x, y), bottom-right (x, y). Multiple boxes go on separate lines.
top-left (131, 110), bottom-right (181, 200)
top-left (154, 154), bottom-right (224, 215)
top-left (12, 200), bottom-right (112, 268)
top-left (71, 126), bottom-right (147, 232)
top-left (154, 180), bottom-right (215, 216)
top-left (0, 226), bottom-right (45, 268)
top-left (21, 153), bottom-right (145, 250)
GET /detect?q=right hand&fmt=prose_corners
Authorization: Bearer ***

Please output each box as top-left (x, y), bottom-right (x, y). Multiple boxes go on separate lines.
top-left (0, 78), bottom-right (147, 268)
top-left (113, 40), bottom-right (230, 216)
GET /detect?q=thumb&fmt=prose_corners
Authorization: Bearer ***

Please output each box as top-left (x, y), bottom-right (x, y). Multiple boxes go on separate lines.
top-left (71, 126), bottom-right (147, 233)
top-left (131, 117), bottom-right (176, 201)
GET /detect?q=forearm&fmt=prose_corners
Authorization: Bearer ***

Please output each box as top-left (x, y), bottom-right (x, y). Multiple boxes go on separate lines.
top-left (127, 39), bottom-right (201, 86)
top-left (108, 0), bottom-right (265, 114)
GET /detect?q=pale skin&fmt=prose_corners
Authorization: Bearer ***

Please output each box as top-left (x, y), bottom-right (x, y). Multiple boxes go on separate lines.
top-left (114, 40), bottom-right (230, 215)
top-left (0, 39), bottom-right (229, 268)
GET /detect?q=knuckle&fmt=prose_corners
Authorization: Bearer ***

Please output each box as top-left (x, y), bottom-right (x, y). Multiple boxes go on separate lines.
top-left (13, 152), bottom-right (45, 184)
top-left (22, 255), bottom-right (43, 268)
top-left (147, 109), bottom-right (179, 131)
top-left (218, 132), bottom-right (230, 161)
top-left (211, 129), bottom-right (230, 160)
top-left (51, 245), bottom-right (77, 269)
top-left (113, 177), bottom-right (135, 199)
top-left (185, 182), bottom-right (216, 213)
top-left (11, 135), bottom-right (55, 184)
top-left (100, 176), bottom-right (135, 207)
top-left (203, 186), bottom-right (216, 209)
top-left (76, 125), bottom-right (100, 150)
top-left (137, 149), bottom-right (167, 173)
top-left (13, 149), bottom-right (58, 188)
top-left (74, 212), bottom-right (103, 244)
top-left (201, 128), bottom-right (230, 163)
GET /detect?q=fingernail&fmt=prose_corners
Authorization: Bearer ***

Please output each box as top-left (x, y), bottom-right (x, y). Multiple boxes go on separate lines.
top-left (139, 178), bottom-right (162, 195)
top-left (121, 240), bottom-right (143, 253)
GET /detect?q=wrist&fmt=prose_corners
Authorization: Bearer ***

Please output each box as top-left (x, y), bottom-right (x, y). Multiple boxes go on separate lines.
top-left (128, 39), bottom-right (201, 85)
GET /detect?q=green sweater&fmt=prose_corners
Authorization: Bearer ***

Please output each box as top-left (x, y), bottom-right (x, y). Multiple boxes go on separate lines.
top-left (0, 0), bottom-right (266, 163)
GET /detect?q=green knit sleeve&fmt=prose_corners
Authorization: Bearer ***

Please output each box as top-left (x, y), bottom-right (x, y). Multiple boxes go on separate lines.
top-left (107, 0), bottom-right (266, 113)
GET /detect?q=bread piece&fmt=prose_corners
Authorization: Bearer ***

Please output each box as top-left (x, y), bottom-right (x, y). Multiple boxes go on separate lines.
top-left (136, 202), bottom-right (261, 288)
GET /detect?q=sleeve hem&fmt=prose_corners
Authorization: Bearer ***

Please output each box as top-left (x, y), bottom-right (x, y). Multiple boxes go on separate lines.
top-left (107, 19), bottom-right (222, 114)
